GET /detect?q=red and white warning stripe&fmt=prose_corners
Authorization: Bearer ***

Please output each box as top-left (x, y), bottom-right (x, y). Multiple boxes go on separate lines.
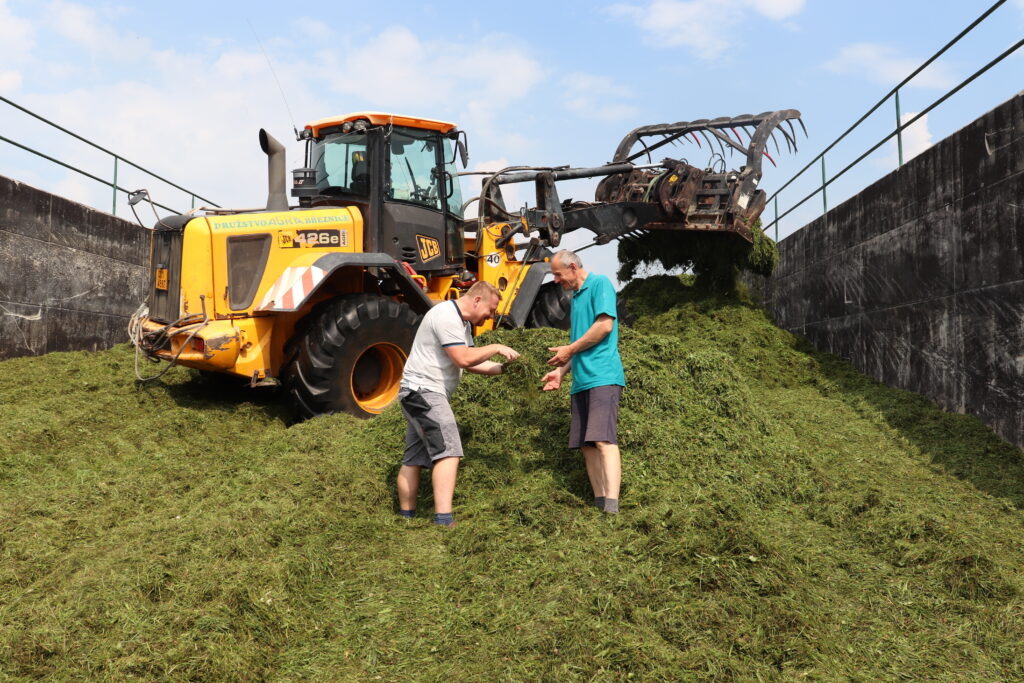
top-left (256, 266), bottom-right (326, 311)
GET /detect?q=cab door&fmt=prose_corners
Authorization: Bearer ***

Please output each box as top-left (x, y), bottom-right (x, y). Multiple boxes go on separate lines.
top-left (380, 126), bottom-right (448, 273)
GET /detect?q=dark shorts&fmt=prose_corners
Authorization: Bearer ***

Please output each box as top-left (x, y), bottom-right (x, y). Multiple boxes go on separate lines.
top-left (399, 389), bottom-right (464, 469)
top-left (569, 385), bottom-right (623, 449)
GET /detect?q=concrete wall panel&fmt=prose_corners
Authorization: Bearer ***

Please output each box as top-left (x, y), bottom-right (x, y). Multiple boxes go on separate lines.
top-left (960, 93), bottom-right (1024, 198)
top-left (0, 299), bottom-right (48, 358)
top-left (48, 195), bottom-right (148, 265)
top-left (959, 171), bottom-right (1024, 291)
top-left (44, 307), bottom-right (132, 355)
top-left (0, 176), bottom-right (50, 240)
top-left (802, 314), bottom-right (863, 366)
top-left (0, 174), bottom-right (148, 360)
top-left (0, 230), bottom-right (56, 305)
top-left (762, 91), bottom-right (1024, 449)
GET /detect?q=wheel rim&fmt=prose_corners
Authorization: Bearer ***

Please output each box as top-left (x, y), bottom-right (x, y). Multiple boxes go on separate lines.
top-left (350, 343), bottom-right (407, 414)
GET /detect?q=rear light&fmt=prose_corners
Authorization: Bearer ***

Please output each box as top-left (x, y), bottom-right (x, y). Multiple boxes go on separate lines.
top-left (191, 337), bottom-right (205, 353)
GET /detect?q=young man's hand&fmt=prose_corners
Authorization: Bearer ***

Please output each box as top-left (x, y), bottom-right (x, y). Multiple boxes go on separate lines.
top-left (494, 345), bottom-right (520, 361)
top-left (541, 369), bottom-right (562, 391)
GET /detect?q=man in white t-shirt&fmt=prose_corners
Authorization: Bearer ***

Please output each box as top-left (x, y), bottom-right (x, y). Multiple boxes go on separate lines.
top-left (396, 281), bottom-right (520, 527)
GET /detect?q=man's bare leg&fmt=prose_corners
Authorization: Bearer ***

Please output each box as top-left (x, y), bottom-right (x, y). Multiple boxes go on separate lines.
top-left (431, 457), bottom-right (460, 514)
top-left (595, 442), bottom-right (621, 503)
top-left (397, 465), bottom-right (421, 512)
top-left (581, 445), bottom-right (606, 498)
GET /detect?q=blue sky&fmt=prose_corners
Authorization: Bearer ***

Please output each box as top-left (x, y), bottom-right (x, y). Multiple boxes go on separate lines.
top-left (1, 0), bottom-right (1022, 283)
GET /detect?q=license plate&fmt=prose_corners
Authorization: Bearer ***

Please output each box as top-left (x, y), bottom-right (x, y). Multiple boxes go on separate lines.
top-left (155, 268), bottom-right (169, 290)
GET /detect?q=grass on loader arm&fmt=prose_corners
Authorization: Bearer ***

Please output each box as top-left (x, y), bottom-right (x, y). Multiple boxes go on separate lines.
top-left (1, 274), bottom-right (1023, 680)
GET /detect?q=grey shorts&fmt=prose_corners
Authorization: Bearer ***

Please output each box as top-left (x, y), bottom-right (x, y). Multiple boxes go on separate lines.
top-left (569, 385), bottom-right (623, 449)
top-left (399, 389), bottom-right (464, 468)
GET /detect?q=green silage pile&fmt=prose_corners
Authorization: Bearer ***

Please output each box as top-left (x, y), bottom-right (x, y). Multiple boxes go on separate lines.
top-left (3, 275), bottom-right (1024, 679)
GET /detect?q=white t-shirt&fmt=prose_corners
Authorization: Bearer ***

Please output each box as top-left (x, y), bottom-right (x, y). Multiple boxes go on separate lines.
top-left (401, 300), bottom-right (474, 398)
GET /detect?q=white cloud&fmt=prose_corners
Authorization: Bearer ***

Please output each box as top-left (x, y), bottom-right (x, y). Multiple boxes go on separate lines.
top-left (292, 17), bottom-right (333, 41)
top-left (561, 72), bottom-right (641, 122)
top-left (1, 6), bottom-right (543, 218)
top-left (607, 0), bottom-right (804, 59)
top-left (0, 0), bottom-right (35, 63)
top-left (325, 26), bottom-right (544, 110)
top-left (0, 70), bottom-right (22, 93)
top-left (823, 43), bottom-right (955, 90)
top-left (214, 51), bottom-right (273, 79)
top-left (48, 1), bottom-right (151, 61)
top-left (881, 112), bottom-right (933, 168)
top-left (745, 0), bottom-right (804, 20)
top-left (18, 45), bottom-right (326, 212)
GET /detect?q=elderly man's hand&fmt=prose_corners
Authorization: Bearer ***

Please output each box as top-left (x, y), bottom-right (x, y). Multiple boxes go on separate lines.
top-left (541, 370), bottom-right (562, 391)
top-left (546, 345), bottom-right (572, 367)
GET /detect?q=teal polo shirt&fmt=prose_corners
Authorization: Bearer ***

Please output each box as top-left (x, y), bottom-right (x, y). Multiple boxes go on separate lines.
top-left (569, 273), bottom-right (625, 394)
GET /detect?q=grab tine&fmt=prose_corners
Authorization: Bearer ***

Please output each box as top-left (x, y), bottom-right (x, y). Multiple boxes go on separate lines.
top-left (785, 120), bottom-right (799, 152)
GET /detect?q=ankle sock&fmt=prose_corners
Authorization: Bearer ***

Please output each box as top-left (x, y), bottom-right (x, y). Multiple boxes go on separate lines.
top-left (434, 512), bottom-right (455, 526)
top-left (602, 498), bottom-right (619, 514)
top-left (398, 509), bottom-right (415, 519)
top-left (593, 496), bottom-right (605, 509)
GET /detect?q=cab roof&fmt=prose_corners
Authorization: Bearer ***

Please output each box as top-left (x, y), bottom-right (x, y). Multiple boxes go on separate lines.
top-left (304, 112), bottom-right (457, 138)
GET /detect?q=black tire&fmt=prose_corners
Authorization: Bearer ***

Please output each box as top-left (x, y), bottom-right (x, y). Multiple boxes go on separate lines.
top-left (282, 294), bottom-right (420, 421)
top-left (526, 282), bottom-right (572, 330)
top-left (525, 281), bottom-right (635, 330)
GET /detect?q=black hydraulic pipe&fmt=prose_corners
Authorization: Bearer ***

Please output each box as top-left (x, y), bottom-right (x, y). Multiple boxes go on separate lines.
top-left (489, 162), bottom-right (659, 186)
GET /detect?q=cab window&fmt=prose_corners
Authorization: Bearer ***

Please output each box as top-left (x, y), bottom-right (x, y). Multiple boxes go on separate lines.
top-left (445, 139), bottom-right (465, 219)
top-left (388, 127), bottom-right (442, 211)
top-left (312, 132), bottom-right (370, 196)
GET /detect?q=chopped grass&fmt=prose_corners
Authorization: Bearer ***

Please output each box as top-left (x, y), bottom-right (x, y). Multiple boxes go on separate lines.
top-left (2, 275), bottom-right (1023, 679)
top-left (617, 222), bottom-right (779, 291)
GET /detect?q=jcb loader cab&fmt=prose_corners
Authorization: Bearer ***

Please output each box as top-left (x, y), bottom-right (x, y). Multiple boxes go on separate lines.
top-left (132, 109), bottom-right (803, 421)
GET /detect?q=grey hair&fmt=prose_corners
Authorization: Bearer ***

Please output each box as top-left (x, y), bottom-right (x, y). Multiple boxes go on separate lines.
top-left (553, 249), bottom-right (582, 269)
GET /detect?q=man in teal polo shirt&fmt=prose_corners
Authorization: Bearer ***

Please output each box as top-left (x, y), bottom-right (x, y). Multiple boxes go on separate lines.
top-left (541, 250), bottom-right (625, 514)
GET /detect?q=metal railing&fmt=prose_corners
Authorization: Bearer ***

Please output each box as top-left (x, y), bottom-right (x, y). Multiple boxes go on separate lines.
top-left (0, 93), bottom-right (219, 216)
top-left (765, 0), bottom-right (1023, 241)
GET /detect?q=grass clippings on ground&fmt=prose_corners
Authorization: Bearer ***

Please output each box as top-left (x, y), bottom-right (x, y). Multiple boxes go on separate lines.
top-left (1, 275), bottom-right (1023, 680)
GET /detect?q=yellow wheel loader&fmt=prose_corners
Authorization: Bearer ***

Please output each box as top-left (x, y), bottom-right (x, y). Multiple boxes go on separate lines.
top-left (130, 109), bottom-right (802, 420)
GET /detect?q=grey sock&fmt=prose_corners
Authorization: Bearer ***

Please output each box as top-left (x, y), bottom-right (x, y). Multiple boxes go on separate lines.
top-left (593, 496), bottom-right (605, 509)
top-left (602, 498), bottom-right (619, 514)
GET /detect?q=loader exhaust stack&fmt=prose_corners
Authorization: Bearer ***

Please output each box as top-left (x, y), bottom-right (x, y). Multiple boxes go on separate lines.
top-left (259, 129), bottom-right (289, 212)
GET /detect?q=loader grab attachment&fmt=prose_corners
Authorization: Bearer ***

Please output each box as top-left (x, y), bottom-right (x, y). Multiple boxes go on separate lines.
top-left (479, 109), bottom-right (804, 246)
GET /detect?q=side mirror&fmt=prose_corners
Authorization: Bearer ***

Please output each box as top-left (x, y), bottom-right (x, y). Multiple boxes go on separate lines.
top-left (457, 137), bottom-right (469, 168)
top-left (128, 189), bottom-right (150, 206)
